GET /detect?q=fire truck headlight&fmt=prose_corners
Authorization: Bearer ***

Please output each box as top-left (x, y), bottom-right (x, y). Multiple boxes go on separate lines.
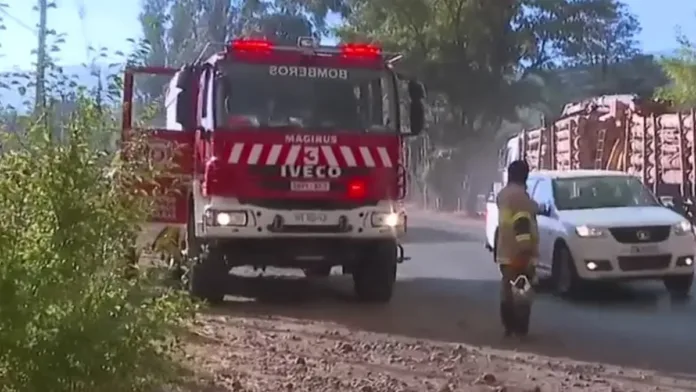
top-left (371, 212), bottom-right (400, 227)
top-left (206, 210), bottom-right (248, 226)
top-left (216, 213), bottom-right (232, 226)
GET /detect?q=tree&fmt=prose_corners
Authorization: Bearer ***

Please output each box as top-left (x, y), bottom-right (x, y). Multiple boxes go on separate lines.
top-left (559, 0), bottom-right (640, 68)
top-left (134, 0), bottom-right (316, 115)
top-left (656, 32), bottom-right (696, 107)
top-left (321, 0), bottom-right (640, 209)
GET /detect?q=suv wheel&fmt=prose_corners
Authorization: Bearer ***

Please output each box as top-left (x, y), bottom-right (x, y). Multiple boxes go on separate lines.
top-left (185, 210), bottom-right (227, 304)
top-left (552, 244), bottom-right (582, 297)
top-left (664, 275), bottom-right (693, 298)
top-left (353, 240), bottom-right (397, 303)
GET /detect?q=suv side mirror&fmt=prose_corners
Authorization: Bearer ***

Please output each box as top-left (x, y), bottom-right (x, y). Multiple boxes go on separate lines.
top-left (407, 80), bottom-right (425, 135)
top-left (536, 202), bottom-right (552, 217)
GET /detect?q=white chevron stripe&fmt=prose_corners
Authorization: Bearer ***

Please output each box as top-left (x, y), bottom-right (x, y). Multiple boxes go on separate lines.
top-left (321, 145), bottom-right (338, 166)
top-left (376, 147), bottom-right (392, 167)
top-left (359, 146), bottom-right (375, 167)
top-left (228, 143), bottom-right (244, 163)
top-left (246, 143), bottom-right (263, 164)
top-left (265, 144), bottom-right (282, 165)
top-left (339, 146), bottom-right (356, 166)
top-left (284, 145), bottom-right (301, 165)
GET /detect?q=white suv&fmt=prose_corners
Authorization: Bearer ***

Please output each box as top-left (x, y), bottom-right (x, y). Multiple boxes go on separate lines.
top-left (485, 170), bottom-right (695, 298)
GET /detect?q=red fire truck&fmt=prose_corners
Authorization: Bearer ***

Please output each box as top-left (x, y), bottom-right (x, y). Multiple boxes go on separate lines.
top-left (121, 36), bottom-right (425, 304)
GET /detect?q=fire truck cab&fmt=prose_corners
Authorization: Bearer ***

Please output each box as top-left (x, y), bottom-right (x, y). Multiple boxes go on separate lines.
top-left (122, 37), bottom-right (426, 304)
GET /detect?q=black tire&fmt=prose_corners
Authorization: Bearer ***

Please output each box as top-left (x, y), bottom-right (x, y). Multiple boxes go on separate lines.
top-left (551, 243), bottom-right (582, 297)
top-left (353, 240), bottom-right (398, 303)
top-left (304, 266), bottom-right (332, 278)
top-left (186, 209), bottom-right (227, 304)
top-left (492, 229), bottom-right (498, 263)
top-left (664, 274), bottom-right (693, 298)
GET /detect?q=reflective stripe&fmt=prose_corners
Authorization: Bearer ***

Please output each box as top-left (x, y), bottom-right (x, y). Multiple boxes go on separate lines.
top-left (511, 211), bottom-right (531, 221)
top-left (515, 234), bottom-right (532, 241)
top-left (496, 256), bottom-right (538, 265)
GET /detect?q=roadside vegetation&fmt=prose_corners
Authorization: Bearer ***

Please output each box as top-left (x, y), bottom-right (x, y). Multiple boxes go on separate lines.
top-left (0, 99), bottom-right (195, 391)
top-left (0, 1), bottom-right (694, 391)
top-left (657, 31), bottom-right (696, 106)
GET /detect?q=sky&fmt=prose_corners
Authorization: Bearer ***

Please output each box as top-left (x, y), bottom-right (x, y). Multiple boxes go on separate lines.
top-left (0, 0), bottom-right (695, 71)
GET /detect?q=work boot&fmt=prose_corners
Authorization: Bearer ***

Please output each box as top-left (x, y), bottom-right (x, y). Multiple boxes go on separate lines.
top-left (500, 301), bottom-right (515, 336)
top-left (514, 303), bottom-right (531, 337)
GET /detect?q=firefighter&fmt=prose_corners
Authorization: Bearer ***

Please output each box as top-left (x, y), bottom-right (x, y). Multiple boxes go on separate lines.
top-left (495, 160), bottom-right (540, 337)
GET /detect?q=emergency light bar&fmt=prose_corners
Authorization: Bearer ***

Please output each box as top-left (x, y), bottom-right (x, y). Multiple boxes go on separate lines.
top-left (227, 37), bottom-right (383, 59)
top-left (230, 38), bottom-right (272, 52)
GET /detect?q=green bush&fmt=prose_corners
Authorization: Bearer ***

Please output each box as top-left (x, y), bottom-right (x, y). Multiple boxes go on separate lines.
top-left (0, 99), bottom-right (194, 392)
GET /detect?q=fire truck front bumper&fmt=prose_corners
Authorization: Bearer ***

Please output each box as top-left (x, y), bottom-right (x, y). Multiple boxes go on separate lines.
top-left (197, 205), bottom-right (406, 239)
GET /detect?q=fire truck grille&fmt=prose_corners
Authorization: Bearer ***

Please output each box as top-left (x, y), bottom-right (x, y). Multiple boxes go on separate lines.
top-left (240, 199), bottom-right (378, 210)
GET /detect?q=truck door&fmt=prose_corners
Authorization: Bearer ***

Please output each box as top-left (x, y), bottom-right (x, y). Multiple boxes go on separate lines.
top-left (121, 66), bottom-right (194, 225)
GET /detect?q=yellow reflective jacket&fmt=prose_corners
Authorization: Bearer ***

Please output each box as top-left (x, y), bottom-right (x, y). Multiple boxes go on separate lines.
top-left (495, 183), bottom-right (540, 265)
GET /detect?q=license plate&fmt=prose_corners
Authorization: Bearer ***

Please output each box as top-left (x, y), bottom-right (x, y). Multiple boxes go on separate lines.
top-left (629, 244), bottom-right (660, 254)
top-left (290, 181), bottom-right (329, 192)
top-left (292, 212), bottom-right (329, 225)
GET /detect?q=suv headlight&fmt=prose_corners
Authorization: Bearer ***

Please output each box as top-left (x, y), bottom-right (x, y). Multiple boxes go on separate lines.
top-left (672, 220), bottom-right (692, 235)
top-left (575, 225), bottom-right (605, 238)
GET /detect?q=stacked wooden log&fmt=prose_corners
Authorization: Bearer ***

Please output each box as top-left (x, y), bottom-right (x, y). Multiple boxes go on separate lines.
top-left (520, 94), bottom-right (696, 196)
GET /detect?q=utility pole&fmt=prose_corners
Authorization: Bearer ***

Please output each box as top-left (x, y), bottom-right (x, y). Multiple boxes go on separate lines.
top-left (35, 0), bottom-right (48, 115)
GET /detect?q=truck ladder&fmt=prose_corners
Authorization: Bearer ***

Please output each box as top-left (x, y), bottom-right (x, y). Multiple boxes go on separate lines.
top-left (594, 127), bottom-right (607, 169)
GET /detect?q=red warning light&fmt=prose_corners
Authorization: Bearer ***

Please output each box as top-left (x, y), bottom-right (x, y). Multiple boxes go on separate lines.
top-left (340, 43), bottom-right (382, 58)
top-left (347, 180), bottom-right (367, 198)
top-left (229, 38), bottom-right (273, 52)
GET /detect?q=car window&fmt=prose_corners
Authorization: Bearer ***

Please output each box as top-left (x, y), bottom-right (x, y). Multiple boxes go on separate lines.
top-left (531, 178), bottom-right (553, 205)
top-left (552, 175), bottom-right (659, 210)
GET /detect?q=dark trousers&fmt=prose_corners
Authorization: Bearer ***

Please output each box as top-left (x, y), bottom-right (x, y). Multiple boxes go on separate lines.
top-left (499, 264), bottom-right (535, 335)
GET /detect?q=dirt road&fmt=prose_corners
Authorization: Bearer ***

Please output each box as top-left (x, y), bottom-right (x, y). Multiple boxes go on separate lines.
top-left (177, 212), bottom-right (696, 391)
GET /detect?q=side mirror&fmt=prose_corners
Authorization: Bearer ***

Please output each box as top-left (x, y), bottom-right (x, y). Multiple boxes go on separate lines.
top-left (536, 202), bottom-right (552, 217)
top-left (174, 65), bottom-right (197, 129)
top-left (487, 182), bottom-right (503, 202)
top-left (407, 80), bottom-right (426, 135)
top-left (409, 101), bottom-right (424, 135)
top-left (176, 65), bottom-right (194, 89)
top-left (408, 80), bottom-right (425, 100)
top-left (659, 196), bottom-right (675, 208)
top-left (175, 90), bottom-right (194, 129)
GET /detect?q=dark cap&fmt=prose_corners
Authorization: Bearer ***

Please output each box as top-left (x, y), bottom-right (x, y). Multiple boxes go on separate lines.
top-left (507, 160), bottom-right (530, 184)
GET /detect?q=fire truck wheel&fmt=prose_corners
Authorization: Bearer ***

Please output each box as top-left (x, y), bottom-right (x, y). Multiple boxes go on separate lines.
top-left (352, 240), bottom-right (398, 303)
top-left (185, 210), bottom-right (227, 304)
top-left (303, 266), bottom-right (332, 278)
top-left (188, 247), bottom-right (227, 305)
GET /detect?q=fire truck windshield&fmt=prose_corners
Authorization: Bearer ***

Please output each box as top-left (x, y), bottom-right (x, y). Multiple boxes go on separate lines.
top-left (215, 62), bottom-right (397, 133)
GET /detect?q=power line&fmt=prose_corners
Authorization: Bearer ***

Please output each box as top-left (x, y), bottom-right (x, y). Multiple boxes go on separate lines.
top-left (0, 7), bottom-right (38, 35)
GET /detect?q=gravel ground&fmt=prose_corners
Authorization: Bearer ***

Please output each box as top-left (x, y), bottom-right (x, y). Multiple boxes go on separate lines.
top-left (150, 209), bottom-right (696, 392)
top-left (177, 309), bottom-right (696, 392)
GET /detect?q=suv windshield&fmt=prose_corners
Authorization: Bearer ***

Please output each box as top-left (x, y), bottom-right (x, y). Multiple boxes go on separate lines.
top-left (553, 175), bottom-right (660, 210)
top-left (215, 62), bottom-right (397, 132)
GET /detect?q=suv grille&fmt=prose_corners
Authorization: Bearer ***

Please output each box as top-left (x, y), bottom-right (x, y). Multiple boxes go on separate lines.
top-left (608, 225), bottom-right (671, 243)
top-left (617, 255), bottom-right (672, 271)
